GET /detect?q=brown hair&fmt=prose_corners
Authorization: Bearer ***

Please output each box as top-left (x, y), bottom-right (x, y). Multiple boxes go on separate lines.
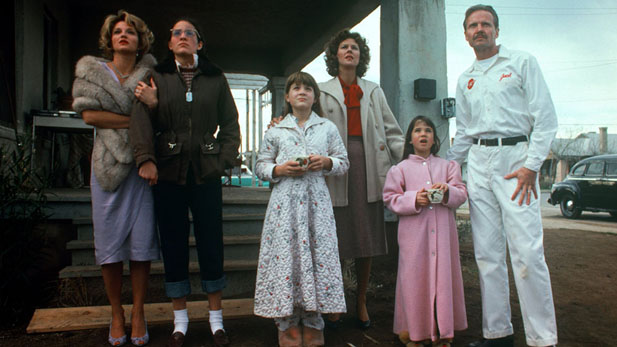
top-left (402, 116), bottom-right (441, 160)
top-left (282, 72), bottom-right (324, 117)
top-left (463, 4), bottom-right (499, 30)
top-left (323, 29), bottom-right (370, 78)
top-left (98, 10), bottom-right (154, 60)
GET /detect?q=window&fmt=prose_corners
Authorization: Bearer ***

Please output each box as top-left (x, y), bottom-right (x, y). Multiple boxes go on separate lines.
top-left (572, 164), bottom-right (586, 176)
top-left (585, 161), bottom-right (604, 176)
top-left (606, 162), bottom-right (617, 177)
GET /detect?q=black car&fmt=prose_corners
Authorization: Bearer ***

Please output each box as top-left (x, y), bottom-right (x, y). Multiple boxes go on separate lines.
top-left (548, 154), bottom-right (617, 219)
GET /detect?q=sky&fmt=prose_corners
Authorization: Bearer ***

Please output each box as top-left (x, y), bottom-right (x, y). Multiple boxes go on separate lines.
top-left (303, 0), bottom-right (617, 139)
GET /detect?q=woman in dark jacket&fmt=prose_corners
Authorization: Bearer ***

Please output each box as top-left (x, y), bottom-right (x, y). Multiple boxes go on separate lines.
top-left (130, 18), bottom-right (240, 347)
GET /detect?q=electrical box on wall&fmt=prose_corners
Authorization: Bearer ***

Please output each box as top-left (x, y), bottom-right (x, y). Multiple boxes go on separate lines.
top-left (414, 78), bottom-right (436, 101)
top-left (440, 98), bottom-right (456, 118)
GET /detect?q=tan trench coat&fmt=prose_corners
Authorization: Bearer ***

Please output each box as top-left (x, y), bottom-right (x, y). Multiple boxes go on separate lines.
top-left (319, 77), bottom-right (404, 206)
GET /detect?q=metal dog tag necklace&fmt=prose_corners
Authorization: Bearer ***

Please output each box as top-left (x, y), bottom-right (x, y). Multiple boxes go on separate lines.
top-left (186, 88), bottom-right (193, 103)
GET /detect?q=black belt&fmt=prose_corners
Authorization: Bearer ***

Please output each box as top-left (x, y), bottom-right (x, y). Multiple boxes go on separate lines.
top-left (474, 135), bottom-right (528, 146)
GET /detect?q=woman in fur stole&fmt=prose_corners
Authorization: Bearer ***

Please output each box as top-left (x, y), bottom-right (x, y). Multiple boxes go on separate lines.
top-left (71, 10), bottom-right (159, 346)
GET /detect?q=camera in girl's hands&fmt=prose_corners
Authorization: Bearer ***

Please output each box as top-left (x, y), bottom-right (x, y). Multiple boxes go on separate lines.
top-left (295, 156), bottom-right (310, 168)
top-left (427, 188), bottom-right (444, 204)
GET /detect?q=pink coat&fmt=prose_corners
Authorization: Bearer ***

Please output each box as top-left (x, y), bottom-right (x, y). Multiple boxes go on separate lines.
top-left (383, 154), bottom-right (468, 341)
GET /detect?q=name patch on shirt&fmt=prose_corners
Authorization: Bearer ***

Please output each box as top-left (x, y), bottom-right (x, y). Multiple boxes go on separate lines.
top-left (467, 78), bottom-right (475, 90)
top-left (499, 73), bottom-right (512, 82)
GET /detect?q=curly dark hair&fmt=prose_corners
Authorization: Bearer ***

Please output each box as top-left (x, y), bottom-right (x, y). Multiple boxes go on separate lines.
top-left (98, 10), bottom-right (154, 60)
top-left (323, 29), bottom-right (370, 77)
top-left (402, 116), bottom-right (441, 161)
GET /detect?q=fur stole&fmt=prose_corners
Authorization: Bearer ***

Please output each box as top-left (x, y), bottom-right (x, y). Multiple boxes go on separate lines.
top-left (72, 54), bottom-right (156, 191)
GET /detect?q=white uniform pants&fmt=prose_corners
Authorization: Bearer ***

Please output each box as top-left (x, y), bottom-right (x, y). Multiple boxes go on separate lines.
top-left (467, 142), bottom-right (557, 346)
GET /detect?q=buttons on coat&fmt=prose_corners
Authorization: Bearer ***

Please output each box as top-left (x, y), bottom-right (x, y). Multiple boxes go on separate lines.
top-left (426, 181), bottom-right (431, 184)
top-left (380, 145), bottom-right (385, 151)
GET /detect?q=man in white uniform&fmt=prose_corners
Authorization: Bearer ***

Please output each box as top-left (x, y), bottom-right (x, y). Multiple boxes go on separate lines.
top-left (447, 5), bottom-right (558, 347)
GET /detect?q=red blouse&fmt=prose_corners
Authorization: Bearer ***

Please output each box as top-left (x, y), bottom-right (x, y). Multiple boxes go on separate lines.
top-left (339, 76), bottom-right (363, 136)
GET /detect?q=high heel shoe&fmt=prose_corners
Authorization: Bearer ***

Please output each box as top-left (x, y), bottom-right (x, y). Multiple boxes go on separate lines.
top-left (130, 319), bottom-right (149, 346)
top-left (108, 320), bottom-right (127, 346)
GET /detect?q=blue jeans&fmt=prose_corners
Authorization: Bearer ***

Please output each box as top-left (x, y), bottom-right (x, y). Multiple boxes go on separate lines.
top-left (153, 172), bottom-right (226, 298)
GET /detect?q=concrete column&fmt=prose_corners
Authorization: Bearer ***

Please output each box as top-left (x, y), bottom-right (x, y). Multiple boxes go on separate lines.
top-left (380, 0), bottom-right (449, 155)
top-left (269, 76), bottom-right (287, 119)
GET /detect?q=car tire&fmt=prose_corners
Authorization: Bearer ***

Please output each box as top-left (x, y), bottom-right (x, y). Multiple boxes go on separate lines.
top-left (560, 193), bottom-right (582, 219)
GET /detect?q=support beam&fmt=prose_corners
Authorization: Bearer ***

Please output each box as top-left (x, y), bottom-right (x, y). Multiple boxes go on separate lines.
top-left (269, 76), bottom-right (287, 119)
top-left (380, 0), bottom-right (450, 155)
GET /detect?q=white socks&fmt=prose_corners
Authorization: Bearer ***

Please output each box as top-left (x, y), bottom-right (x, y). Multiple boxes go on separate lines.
top-left (173, 308), bottom-right (224, 335)
top-left (209, 309), bottom-right (224, 334)
top-left (173, 309), bottom-right (189, 335)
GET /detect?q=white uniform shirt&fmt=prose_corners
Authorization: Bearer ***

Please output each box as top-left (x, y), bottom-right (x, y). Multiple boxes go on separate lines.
top-left (447, 46), bottom-right (558, 172)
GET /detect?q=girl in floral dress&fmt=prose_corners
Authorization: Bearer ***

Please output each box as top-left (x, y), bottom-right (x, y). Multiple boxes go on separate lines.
top-left (254, 72), bottom-right (349, 347)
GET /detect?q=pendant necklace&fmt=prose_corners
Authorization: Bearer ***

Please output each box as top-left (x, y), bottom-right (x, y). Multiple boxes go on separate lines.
top-left (110, 62), bottom-right (131, 79)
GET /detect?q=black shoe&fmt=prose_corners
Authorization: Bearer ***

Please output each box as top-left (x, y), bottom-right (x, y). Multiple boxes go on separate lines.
top-left (356, 318), bottom-right (371, 330)
top-left (325, 317), bottom-right (342, 329)
top-left (467, 335), bottom-right (514, 347)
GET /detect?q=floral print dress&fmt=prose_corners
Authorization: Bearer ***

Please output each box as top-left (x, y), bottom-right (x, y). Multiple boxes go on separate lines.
top-left (254, 112), bottom-right (349, 318)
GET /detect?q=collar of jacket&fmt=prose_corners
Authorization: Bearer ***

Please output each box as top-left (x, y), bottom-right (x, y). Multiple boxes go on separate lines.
top-left (468, 44), bottom-right (512, 73)
top-left (276, 112), bottom-right (325, 130)
top-left (407, 153), bottom-right (436, 162)
top-left (155, 53), bottom-right (222, 76)
top-left (320, 76), bottom-right (378, 116)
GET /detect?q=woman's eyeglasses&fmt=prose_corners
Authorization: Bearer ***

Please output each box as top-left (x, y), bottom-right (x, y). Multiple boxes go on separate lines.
top-left (170, 29), bottom-right (200, 39)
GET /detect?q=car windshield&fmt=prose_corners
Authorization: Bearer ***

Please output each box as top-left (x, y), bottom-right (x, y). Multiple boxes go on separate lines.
top-left (572, 164), bottom-right (586, 176)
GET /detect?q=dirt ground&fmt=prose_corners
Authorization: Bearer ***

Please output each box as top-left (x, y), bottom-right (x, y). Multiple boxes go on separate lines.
top-left (1, 223), bottom-right (616, 347)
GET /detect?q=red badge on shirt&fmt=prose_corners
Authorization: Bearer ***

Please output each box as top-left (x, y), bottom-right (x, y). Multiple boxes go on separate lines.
top-left (467, 78), bottom-right (475, 90)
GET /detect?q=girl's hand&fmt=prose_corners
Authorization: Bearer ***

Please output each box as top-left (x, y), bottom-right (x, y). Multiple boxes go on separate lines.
top-left (307, 154), bottom-right (332, 172)
top-left (138, 160), bottom-right (158, 186)
top-left (431, 183), bottom-right (450, 203)
top-left (135, 77), bottom-right (158, 109)
top-left (274, 160), bottom-right (306, 177)
top-left (416, 188), bottom-right (430, 207)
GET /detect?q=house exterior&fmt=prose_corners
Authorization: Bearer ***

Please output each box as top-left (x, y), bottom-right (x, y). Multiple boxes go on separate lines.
top-left (544, 127), bottom-right (617, 183)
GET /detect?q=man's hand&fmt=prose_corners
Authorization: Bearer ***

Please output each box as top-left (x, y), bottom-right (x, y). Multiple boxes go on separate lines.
top-left (307, 154), bottom-right (332, 172)
top-left (416, 188), bottom-right (430, 208)
top-left (273, 160), bottom-right (306, 177)
top-left (138, 160), bottom-right (158, 186)
top-left (504, 167), bottom-right (538, 206)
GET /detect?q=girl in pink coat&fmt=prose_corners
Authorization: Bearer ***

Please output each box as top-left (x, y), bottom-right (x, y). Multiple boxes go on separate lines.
top-left (383, 116), bottom-right (468, 347)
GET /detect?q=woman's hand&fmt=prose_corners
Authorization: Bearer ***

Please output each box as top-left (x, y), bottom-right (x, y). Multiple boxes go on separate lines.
top-left (307, 154), bottom-right (333, 172)
top-left (273, 160), bottom-right (306, 177)
top-left (267, 116), bottom-right (284, 129)
top-left (415, 188), bottom-right (430, 208)
top-left (138, 160), bottom-right (158, 186)
top-left (431, 183), bottom-right (449, 203)
top-left (135, 77), bottom-right (158, 110)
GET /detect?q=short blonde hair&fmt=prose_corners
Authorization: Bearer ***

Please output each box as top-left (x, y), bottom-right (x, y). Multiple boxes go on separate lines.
top-left (98, 10), bottom-right (154, 60)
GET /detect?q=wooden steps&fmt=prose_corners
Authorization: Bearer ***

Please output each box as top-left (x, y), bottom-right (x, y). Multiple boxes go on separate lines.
top-left (27, 298), bottom-right (254, 333)
top-left (59, 259), bottom-right (258, 278)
